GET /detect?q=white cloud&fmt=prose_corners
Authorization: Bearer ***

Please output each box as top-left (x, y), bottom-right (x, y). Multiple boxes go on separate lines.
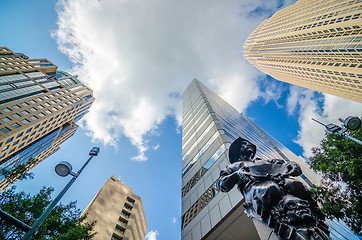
top-left (53, 0), bottom-right (289, 160)
top-left (145, 230), bottom-right (159, 240)
top-left (287, 86), bottom-right (362, 158)
top-left (153, 144), bottom-right (160, 151)
top-left (172, 217), bottom-right (177, 224)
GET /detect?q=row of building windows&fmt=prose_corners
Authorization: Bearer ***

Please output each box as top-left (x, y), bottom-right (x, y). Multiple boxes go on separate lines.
top-left (267, 8), bottom-right (361, 38)
top-left (257, 62), bottom-right (361, 85)
top-left (182, 107), bottom-right (209, 144)
top-left (182, 144), bottom-right (226, 197)
top-left (0, 97), bottom-right (92, 159)
top-left (111, 196), bottom-right (136, 240)
top-left (267, 0), bottom-right (360, 26)
top-left (274, 0), bottom-right (360, 26)
top-left (250, 0), bottom-right (362, 39)
top-left (253, 36), bottom-right (361, 53)
top-left (182, 124), bottom-right (218, 164)
top-left (181, 181), bottom-right (220, 229)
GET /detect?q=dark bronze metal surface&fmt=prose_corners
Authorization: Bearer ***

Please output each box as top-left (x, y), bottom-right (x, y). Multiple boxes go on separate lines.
top-left (218, 137), bottom-right (329, 240)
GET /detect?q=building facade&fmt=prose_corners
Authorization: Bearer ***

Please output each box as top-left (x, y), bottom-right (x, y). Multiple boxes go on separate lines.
top-left (243, 0), bottom-right (362, 103)
top-left (82, 176), bottom-right (147, 240)
top-left (0, 47), bottom-right (94, 192)
top-left (181, 79), bottom-right (358, 240)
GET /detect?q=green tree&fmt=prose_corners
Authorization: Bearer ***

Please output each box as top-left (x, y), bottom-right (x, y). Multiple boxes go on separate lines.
top-left (309, 126), bottom-right (362, 234)
top-left (0, 158), bottom-right (37, 184)
top-left (0, 186), bottom-right (96, 239)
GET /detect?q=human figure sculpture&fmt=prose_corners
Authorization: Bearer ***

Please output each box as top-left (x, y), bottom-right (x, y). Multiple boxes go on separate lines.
top-left (217, 137), bottom-right (329, 240)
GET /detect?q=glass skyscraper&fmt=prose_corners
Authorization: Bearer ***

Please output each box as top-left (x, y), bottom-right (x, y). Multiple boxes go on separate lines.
top-left (243, 0), bottom-right (362, 103)
top-left (181, 79), bottom-right (358, 239)
top-left (0, 47), bottom-right (94, 192)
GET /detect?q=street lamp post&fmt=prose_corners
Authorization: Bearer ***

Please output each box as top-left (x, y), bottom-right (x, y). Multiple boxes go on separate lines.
top-left (312, 116), bottom-right (362, 145)
top-left (21, 147), bottom-right (100, 240)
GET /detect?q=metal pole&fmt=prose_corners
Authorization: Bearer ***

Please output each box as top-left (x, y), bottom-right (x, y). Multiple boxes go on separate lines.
top-left (0, 208), bottom-right (31, 232)
top-left (311, 118), bottom-right (327, 127)
top-left (22, 155), bottom-right (94, 240)
top-left (341, 133), bottom-right (362, 145)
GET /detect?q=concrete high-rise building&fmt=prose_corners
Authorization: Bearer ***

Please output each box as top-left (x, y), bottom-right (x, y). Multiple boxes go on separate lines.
top-left (82, 176), bottom-right (147, 240)
top-left (181, 79), bottom-right (358, 240)
top-left (0, 47), bottom-right (94, 192)
top-left (243, 0), bottom-right (362, 103)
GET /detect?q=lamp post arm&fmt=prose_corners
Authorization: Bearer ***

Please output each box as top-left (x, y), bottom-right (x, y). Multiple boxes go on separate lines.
top-left (339, 132), bottom-right (362, 145)
top-left (0, 208), bottom-right (31, 232)
top-left (22, 155), bottom-right (95, 240)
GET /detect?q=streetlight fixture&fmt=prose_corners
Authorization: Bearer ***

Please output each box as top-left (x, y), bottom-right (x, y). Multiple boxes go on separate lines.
top-left (312, 116), bottom-right (362, 145)
top-left (55, 161), bottom-right (74, 177)
top-left (21, 147), bottom-right (100, 240)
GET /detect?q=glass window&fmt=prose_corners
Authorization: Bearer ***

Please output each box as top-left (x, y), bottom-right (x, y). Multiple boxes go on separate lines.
top-left (21, 110), bottom-right (30, 115)
top-left (121, 210), bottom-right (131, 218)
top-left (1, 117), bottom-right (11, 123)
top-left (13, 140), bottom-right (19, 146)
top-left (30, 116), bottom-right (38, 121)
top-left (29, 100), bottom-right (36, 104)
top-left (12, 105), bottom-right (20, 109)
top-left (114, 225), bottom-right (125, 235)
top-left (26, 128), bottom-right (32, 133)
top-left (29, 108), bottom-right (37, 112)
top-left (123, 203), bottom-right (133, 211)
top-left (2, 108), bottom-right (11, 113)
top-left (6, 137), bottom-right (13, 143)
top-left (11, 113), bottom-right (20, 119)
top-left (126, 197), bottom-right (135, 205)
top-left (11, 123), bottom-right (21, 129)
top-left (21, 102), bottom-right (29, 107)
top-left (17, 133), bottom-right (23, 138)
top-left (21, 119), bottom-right (30, 124)
top-left (118, 217), bottom-right (128, 227)
top-left (111, 234), bottom-right (123, 240)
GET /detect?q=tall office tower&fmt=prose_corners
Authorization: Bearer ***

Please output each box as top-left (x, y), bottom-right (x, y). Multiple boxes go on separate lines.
top-left (181, 79), bottom-right (358, 240)
top-left (82, 176), bottom-right (147, 240)
top-left (0, 47), bottom-right (94, 192)
top-left (243, 0), bottom-right (362, 103)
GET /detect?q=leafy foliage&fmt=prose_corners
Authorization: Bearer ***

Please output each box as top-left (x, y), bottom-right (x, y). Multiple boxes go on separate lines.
top-left (309, 126), bottom-right (362, 234)
top-left (0, 186), bottom-right (96, 239)
top-left (0, 158), bottom-right (37, 184)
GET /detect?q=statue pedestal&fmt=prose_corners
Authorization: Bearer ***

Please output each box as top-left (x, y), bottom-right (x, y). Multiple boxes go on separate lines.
top-left (252, 218), bottom-right (279, 240)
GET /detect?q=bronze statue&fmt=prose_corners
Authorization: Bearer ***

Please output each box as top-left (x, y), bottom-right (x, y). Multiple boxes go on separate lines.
top-left (217, 137), bottom-right (329, 240)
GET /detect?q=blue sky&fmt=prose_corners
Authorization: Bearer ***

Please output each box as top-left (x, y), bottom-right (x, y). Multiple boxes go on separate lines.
top-left (2, 0), bottom-right (362, 240)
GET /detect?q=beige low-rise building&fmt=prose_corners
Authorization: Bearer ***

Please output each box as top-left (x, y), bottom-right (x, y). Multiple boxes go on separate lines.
top-left (82, 176), bottom-right (147, 240)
